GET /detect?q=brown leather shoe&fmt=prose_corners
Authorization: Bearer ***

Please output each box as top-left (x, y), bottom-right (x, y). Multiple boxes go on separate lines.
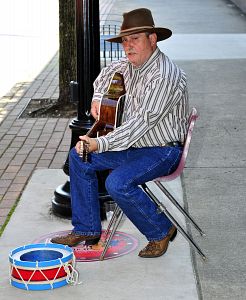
top-left (138, 226), bottom-right (177, 258)
top-left (50, 232), bottom-right (101, 247)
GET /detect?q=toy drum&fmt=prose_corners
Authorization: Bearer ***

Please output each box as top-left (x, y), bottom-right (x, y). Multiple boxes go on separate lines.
top-left (9, 243), bottom-right (76, 291)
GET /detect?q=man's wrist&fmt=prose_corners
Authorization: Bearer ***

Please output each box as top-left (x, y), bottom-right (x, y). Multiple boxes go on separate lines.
top-left (89, 138), bottom-right (99, 152)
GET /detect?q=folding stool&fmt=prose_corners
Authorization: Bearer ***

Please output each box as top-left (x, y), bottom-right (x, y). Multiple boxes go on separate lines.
top-left (100, 107), bottom-right (206, 261)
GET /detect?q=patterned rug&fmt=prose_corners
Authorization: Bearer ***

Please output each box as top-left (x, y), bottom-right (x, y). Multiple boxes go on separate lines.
top-left (33, 230), bottom-right (138, 262)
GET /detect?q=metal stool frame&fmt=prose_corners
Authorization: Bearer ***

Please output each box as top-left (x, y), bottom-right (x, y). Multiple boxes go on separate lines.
top-left (100, 108), bottom-right (206, 261)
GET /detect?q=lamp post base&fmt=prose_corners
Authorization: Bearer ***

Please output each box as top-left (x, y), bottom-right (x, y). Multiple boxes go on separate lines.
top-left (52, 181), bottom-right (71, 218)
top-left (51, 118), bottom-right (112, 221)
top-left (52, 180), bottom-right (112, 220)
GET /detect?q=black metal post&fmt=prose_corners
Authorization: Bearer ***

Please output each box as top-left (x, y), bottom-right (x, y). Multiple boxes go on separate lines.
top-left (52, 0), bottom-right (110, 218)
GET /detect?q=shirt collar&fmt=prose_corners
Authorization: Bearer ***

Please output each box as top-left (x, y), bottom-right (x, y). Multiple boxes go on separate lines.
top-left (131, 47), bottom-right (161, 73)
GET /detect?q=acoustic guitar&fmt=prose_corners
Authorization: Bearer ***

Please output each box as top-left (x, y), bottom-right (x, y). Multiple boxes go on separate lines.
top-left (79, 72), bottom-right (126, 161)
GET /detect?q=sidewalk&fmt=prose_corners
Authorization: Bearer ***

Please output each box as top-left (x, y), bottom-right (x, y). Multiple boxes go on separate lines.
top-left (0, 51), bottom-right (70, 228)
top-left (1, 0), bottom-right (246, 299)
top-left (0, 0), bottom-right (114, 230)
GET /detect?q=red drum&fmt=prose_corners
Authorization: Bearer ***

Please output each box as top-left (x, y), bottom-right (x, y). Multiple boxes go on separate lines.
top-left (9, 243), bottom-right (77, 290)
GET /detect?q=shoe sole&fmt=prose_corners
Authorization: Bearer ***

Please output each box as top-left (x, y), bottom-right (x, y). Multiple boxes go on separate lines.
top-left (170, 228), bottom-right (177, 242)
top-left (85, 236), bottom-right (101, 245)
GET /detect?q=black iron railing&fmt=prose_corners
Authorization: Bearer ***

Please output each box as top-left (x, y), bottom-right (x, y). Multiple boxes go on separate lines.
top-left (100, 21), bottom-right (124, 67)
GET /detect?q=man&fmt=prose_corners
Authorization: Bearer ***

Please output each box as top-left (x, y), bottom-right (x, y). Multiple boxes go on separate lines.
top-left (51, 8), bottom-right (189, 258)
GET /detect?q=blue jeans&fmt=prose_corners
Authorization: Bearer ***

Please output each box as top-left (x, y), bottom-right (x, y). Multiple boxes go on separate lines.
top-left (69, 145), bottom-right (182, 241)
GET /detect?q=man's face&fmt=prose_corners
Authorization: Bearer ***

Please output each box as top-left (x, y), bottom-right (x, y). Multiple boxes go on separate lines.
top-left (121, 32), bottom-right (157, 67)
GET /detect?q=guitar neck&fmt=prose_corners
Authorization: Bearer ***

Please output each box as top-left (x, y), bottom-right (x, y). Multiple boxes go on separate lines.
top-left (86, 120), bottom-right (104, 138)
top-left (80, 72), bottom-right (126, 162)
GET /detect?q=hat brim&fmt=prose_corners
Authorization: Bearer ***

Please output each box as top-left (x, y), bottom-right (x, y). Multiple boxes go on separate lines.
top-left (106, 27), bottom-right (172, 43)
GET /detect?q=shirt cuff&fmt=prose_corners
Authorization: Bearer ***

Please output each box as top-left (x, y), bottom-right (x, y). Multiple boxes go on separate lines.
top-left (92, 92), bottom-right (104, 102)
top-left (95, 136), bottom-right (109, 153)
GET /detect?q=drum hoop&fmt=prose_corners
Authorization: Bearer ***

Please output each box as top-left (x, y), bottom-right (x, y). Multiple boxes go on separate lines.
top-left (9, 243), bottom-right (73, 268)
top-left (11, 275), bottom-right (67, 285)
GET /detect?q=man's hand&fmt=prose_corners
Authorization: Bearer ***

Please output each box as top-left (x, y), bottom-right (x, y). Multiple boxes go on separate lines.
top-left (75, 135), bottom-right (98, 154)
top-left (91, 101), bottom-right (100, 120)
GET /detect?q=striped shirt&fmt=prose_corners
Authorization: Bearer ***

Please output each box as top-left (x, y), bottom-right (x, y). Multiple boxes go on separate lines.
top-left (93, 47), bottom-right (189, 153)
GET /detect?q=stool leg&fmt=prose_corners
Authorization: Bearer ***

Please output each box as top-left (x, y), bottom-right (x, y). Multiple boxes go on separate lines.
top-left (142, 183), bottom-right (207, 261)
top-left (155, 181), bottom-right (206, 236)
top-left (100, 208), bottom-right (124, 261)
top-left (104, 204), bottom-right (121, 238)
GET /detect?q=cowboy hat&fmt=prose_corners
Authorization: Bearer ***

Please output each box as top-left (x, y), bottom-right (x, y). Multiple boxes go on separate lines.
top-left (106, 8), bottom-right (172, 43)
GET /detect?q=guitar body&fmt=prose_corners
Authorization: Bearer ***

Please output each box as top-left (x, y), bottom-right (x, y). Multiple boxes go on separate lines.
top-left (80, 72), bottom-right (126, 161)
top-left (87, 72), bottom-right (126, 138)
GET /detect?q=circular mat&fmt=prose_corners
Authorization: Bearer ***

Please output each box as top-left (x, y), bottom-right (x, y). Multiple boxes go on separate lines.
top-left (33, 230), bottom-right (138, 262)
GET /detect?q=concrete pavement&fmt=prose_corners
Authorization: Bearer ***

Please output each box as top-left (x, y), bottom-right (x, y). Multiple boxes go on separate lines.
top-left (0, 170), bottom-right (198, 300)
top-left (0, 0), bottom-right (246, 299)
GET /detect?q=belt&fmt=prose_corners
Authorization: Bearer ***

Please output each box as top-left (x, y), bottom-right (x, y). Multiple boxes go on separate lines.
top-left (164, 141), bottom-right (184, 147)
